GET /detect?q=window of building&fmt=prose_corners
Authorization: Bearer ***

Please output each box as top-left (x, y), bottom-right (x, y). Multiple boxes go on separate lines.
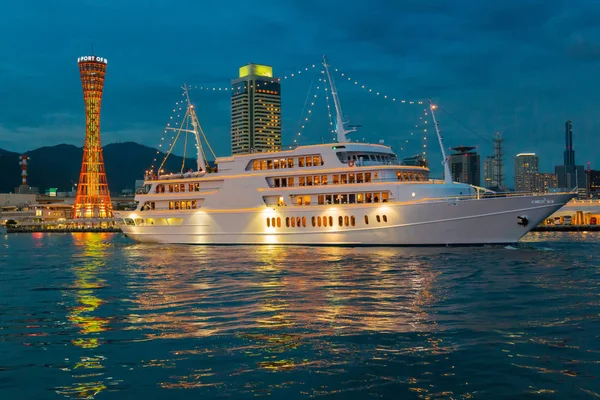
top-left (364, 215), bottom-right (369, 224)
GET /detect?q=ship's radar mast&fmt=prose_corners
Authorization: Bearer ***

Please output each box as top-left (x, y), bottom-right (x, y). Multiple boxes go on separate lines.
top-left (323, 56), bottom-right (356, 143)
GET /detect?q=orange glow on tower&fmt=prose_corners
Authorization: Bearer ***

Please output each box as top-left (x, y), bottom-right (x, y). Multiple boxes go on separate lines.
top-left (73, 55), bottom-right (112, 219)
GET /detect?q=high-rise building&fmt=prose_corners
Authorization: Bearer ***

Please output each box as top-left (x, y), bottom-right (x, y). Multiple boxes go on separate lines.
top-left (449, 146), bottom-right (480, 186)
top-left (231, 64), bottom-right (281, 155)
top-left (587, 168), bottom-right (600, 198)
top-left (533, 172), bottom-right (558, 193)
top-left (484, 155), bottom-right (497, 189)
top-left (555, 120), bottom-right (586, 198)
top-left (73, 55), bottom-right (113, 219)
top-left (492, 132), bottom-right (504, 190)
top-left (514, 153), bottom-right (539, 192)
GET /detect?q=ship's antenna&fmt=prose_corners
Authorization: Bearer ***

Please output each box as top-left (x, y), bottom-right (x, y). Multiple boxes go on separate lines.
top-left (184, 84), bottom-right (207, 173)
top-left (428, 99), bottom-right (452, 184)
top-left (323, 55), bottom-right (355, 143)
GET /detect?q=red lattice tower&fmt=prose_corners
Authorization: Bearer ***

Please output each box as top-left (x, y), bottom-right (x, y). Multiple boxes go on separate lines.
top-left (73, 55), bottom-right (113, 219)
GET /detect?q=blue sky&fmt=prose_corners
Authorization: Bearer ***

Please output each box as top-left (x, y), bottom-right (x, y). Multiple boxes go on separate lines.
top-left (1, 0), bottom-right (600, 182)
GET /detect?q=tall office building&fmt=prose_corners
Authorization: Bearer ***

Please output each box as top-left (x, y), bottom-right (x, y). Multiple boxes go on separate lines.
top-left (449, 146), bottom-right (480, 186)
top-left (587, 168), bottom-right (600, 198)
top-left (231, 64), bottom-right (281, 155)
top-left (514, 153), bottom-right (539, 192)
top-left (484, 155), bottom-right (497, 189)
top-left (555, 120), bottom-right (586, 198)
top-left (532, 172), bottom-right (558, 193)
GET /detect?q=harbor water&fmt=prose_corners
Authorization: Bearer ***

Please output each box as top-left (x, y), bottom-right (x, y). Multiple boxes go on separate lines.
top-left (1, 232), bottom-right (599, 399)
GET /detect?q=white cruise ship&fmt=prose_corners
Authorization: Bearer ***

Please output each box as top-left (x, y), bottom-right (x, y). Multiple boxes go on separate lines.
top-left (116, 59), bottom-right (574, 245)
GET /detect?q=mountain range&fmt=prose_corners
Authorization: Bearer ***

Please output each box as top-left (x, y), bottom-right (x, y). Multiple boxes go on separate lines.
top-left (0, 142), bottom-right (197, 193)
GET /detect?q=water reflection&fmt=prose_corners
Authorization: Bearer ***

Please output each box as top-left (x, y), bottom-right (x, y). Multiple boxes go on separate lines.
top-left (55, 233), bottom-right (113, 399)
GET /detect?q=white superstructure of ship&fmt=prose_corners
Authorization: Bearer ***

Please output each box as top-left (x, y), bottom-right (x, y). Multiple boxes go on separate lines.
top-left (116, 58), bottom-right (574, 245)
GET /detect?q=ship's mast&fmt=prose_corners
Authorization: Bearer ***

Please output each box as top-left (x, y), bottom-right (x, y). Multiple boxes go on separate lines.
top-left (428, 99), bottom-right (452, 184)
top-left (323, 56), bottom-right (355, 143)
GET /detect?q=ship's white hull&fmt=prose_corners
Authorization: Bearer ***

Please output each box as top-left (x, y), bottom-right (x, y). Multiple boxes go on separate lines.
top-left (118, 193), bottom-right (573, 246)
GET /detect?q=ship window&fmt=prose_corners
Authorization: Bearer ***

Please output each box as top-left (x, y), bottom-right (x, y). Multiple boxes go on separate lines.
top-left (357, 173), bottom-right (364, 183)
top-left (357, 193), bottom-right (363, 203)
top-left (299, 176), bottom-right (306, 186)
top-left (167, 218), bottom-right (183, 225)
top-left (169, 201), bottom-right (174, 210)
top-left (341, 174), bottom-right (348, 184)
top-left (383, 215), bottom-right (387, 223)
top-left (322, 175), bottom-right (328, 185)
top-left (364, 215), bottom-right (369, 224)
top-left (297, 217), bottom-right (302, 227)
top-left (318, 195), bottom-right (325, 205)
top-left (274, 178), bottom-right (280, 188)
top-left (189, 183), bottom-right (194, 192)
top-left (288, 177), bottom-right (295, 187)
top-left (376, 215), bottom-right (381, 223)
top-left (291, 217), bottom-right (296, 227)
top-left (174, 202), bottom-right (180, 210)
top-left (322, 216), bottom-right (327, 227)
top-left (298, 157), bottom-right (305, 167)
top-left (253, 160), bottom-right (260, 170)
top-left (366, 193), bottom-right (373, 203)
top-left (302, 217), bottom-right (306, 227)
top-left (287, 158), bottom-right (294, 168)
top-left (267, 160), bottom-right (273, 169)
top-left (349, 174), bottom-right (356, 184)
top-left (317, 216), bottom-right (322, 227)
top-left (397, 172), bottom-right (403, 181)
top-left (273, 159), bottom-right (280, 169)
top-left (344, 216), bottom-right (349, 226)
top-left (277, 196), bottom-right (284, 206)
top-left (277, 218), bottom-right (281, 228)
top-left (374, 193), bottom-right (380, 203)
top-left (326, 194), bottom-right (332, 204)
top-left (382, 192), bottom-right (389, 202)
top-left (297, 197), bottom-right (302, 206)
top-left (195, 183), bottom-right (200, 191)
top-left (306, 157), bottom-right (313, 167)
top-left (307, 176), bottom-right (313, 186)
top-left (180, 183), bottom-right (185, 192)
top-left (169, 184), bottom-right (174, 193)
top-left (267, 218), bottom-right (271, 227)
top-left (261, 160), bottom-right (267, 170)
top-left (333, 195), bottom-right (340, 205)
top-left (349, 194), bottom-right (356, 204)
top-left (312, 216), bottom-right (316, 227)
top-left (329, 216), bottom-right (333, 226)
top-left (314, 156), bottom-right (322, 166)
top-left (281, 178), bottom-right (287, 188)
top-left (186, 201), bottom-right (191, 209)
top-left (191, 201), bottom-right (197, 209)
top-left (339, 216), bottom-right (343, 226)
top-left (303, 196), bottom-right (311, 205)
top-left (365, 173), bottom-right (372, 183)
top-left (273, 217), bottom-right (277, 227)
top-left (314, 175), bottom-right (321, 185)
top-left (135, 218), bottom-right (144, 226)
top-left (286, 217), bottom-right (290, 227)
top-left (341, 194), bottom-right (348, 204)
top-left (351, 216), bottom-right (355, 226)
top-left (155, 218), bottom-right (167, 225)
top-left (333, 174), bottom-right (339, 184)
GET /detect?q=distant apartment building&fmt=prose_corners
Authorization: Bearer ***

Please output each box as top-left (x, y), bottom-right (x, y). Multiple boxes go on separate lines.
top-left (484, 155), bottom-right (498, 189)
top-left (231, 64), bottom-right (281, 155)
top-left (449, 146), bottom-right (480, 186)
top-left (588, 169), bottom-right (600, 198)
top-left (514, 153), bottom-right (539, 192)
top-left (533, 172), bottom-right (558, 193)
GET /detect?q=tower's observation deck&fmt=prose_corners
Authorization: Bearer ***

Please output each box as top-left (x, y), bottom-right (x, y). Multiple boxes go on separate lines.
top-left (73, 55), bottom-right (113, 219)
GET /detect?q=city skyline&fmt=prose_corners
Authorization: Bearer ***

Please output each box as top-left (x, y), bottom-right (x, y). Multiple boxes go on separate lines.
top-left (1, 0), bottom-right (600, 187)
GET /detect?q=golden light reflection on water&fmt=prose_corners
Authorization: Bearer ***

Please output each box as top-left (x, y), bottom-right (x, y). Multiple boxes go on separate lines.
top-left (55, 233), bottom-right (113, 399)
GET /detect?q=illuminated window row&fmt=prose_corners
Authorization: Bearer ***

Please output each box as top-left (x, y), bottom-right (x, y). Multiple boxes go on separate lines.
top-left (312, 215), bottom-right (355, 227)
top-left (274, 172), bottom-right (378, 188)
top-left (396, 172), bottom-right (428, 182)
top-left (155, 183), bottom-right (202, 193)
top-left (252, 155), bottom-right (323, 171)
top-left (168, 200), bottom-right (198, 210)
top-left (364, 214), bottom-right (388, 224)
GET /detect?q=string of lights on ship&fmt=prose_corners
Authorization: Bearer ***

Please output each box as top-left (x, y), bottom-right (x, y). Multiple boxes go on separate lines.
top-left (149, 62), bottom-right (431, 174)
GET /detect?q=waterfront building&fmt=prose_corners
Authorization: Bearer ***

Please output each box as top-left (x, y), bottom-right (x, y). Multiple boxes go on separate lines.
top-left (588, 169), bottom-right (600, 198)
top-left (514, 153), bottom-right (538, 192)
top-left (449, 146), bottom-right (480, 186)
top-left (73, 55), bottom-right (113, 218)
top-left (231, 64), bottom-right (281, 155)
top-left (555, 120), bottom-right (586, 198)
top-left (533, 172), bottom-right (558, 193)
top-left (484, 155), bottom-right (497, 189)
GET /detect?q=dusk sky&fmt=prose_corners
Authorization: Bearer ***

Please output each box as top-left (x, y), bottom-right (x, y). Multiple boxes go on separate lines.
top-left (1, 0), bottom-right (600, 183)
